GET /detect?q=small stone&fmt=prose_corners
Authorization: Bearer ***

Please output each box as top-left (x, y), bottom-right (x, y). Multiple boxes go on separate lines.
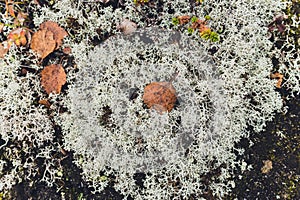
top-left (261, 160), bottom-right (273, 174)
top-left (143, 81), bottom-right (177, 114)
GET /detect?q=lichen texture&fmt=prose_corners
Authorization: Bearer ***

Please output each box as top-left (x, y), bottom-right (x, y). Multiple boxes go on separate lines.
top-left (56, 0), bottom-right (285, 198)
top-left (1, 0), bottom-right (299, 199)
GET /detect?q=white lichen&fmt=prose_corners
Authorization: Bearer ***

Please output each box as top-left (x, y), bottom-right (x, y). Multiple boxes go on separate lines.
top-left (0, 48), bottom-right (59, 191)
top-left (55, 0), bottom-right (287, 198)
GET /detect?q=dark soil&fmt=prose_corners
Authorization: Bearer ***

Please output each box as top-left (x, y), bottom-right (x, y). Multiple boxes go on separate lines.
top-left (229, 89), bottom-right (300, 199)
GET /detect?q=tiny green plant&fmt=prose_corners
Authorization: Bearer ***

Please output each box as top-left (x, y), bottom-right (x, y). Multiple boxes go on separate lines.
top-left (172, 15), bottom-right (219, 42)
top-left (172, 17), bottom-right (179, 26)
top-left (187, 27), bottom-right (194, 34)
top-left (209, 31), bottom-right (219, 42)
top-left (191, 16), bottom-right (198, 23)
top-left (204, 15), bottom-right (211, 20)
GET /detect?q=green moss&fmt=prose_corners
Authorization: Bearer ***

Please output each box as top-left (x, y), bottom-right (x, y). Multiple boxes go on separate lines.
top-left (172, 17), bottom-right (179, 25)
top-left (191, 16), bottom-right (198, 23)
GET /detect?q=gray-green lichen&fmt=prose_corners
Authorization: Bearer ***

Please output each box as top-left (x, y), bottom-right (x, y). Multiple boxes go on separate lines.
top-left (1, 0), bottom-right (299, 199)
top-left (55, 0), bottom-right (286, 196)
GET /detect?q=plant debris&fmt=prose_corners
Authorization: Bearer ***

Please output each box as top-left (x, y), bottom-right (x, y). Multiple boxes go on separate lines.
top-left (5, 0), bottom-right (16, 18)
top-left (268, 15), bottom-right (287, 33)
top-left (31, 21), bottom-right (68, 59)
top-left (172, 15), bottom-right (219, 42)
top-left (0, 3), bottom-right (31, 58)
top-left (41, 64), bottom-right (67, 95)
top-left (38, 99), bottom-right (51, 108)
top-left (7, 28), bottom-right (28, 47)
top-left (271, 72), bottom-right (284, 88)
top-left (261, 160), bottom-right (273, 174)
top-left (177, 15), bottom-right (190, 25)
top-left (39, 21), bottom-right (68, 49)
top-left (31, 29), bottom-right (56, 59)
top-left (0, 42), bottom-right (9, 58)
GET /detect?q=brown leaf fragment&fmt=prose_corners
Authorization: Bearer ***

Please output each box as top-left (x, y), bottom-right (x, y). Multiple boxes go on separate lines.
top-left (191, 19), bottom-right (207, 30)
top-left (270, 72), bottom-right (284, 88)
top-left (0, 42), bottom-right (9, 58)
top-left (6, 0), bottom-right (16, 18)
top-left (261, 160), bottom-right (273, 174)
top-left (0, 23), bottom-right (4, 33)
top-left (14, 12), bottom-right (28, 26)
top-left (30, 21), bottom-right (67, 58)
top-left (41, 64), bottom-right (66, 95)
top-left (38, 99), bottom-right (51, 108)
top-left (39, 21), bottom-right (68, 49)
top-left (30, 29), bottom-right (56, 59)
top-left (60, 148), bottom-right (68, 156)
top-left (143, 81), bottom-right (177, 114)
top-left (177, 15), bottom-right (191, 25)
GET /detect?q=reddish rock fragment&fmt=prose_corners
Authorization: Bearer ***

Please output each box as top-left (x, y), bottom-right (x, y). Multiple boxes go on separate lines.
top-left (143, 81), bottom-right (177, 114)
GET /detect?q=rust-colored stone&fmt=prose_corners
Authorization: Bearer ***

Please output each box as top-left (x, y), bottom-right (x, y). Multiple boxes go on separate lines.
top-left (143, 81), bottom-right (177, 113)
